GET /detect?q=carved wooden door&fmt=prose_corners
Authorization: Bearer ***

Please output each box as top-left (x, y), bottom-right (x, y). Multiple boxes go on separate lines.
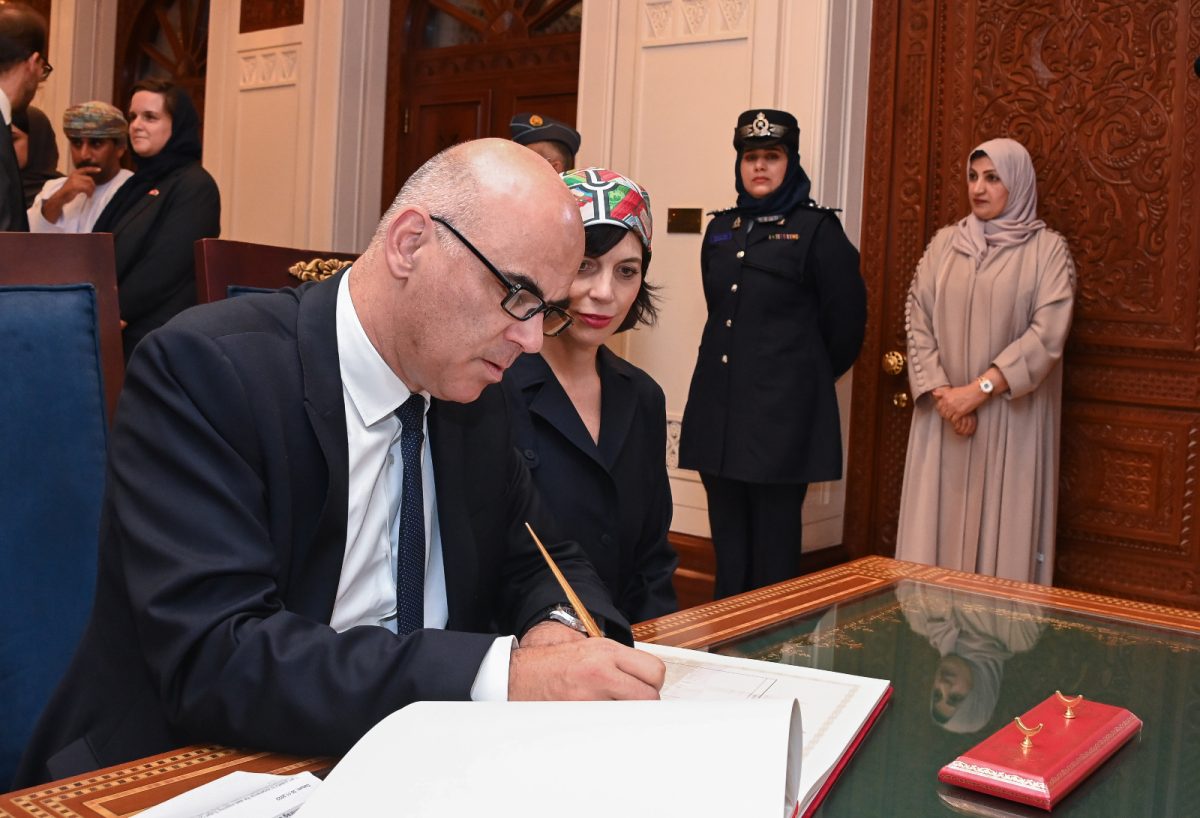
top-left (844, 0), bottom-right (1200, 609)
top-left (382, 0), bottom-right (582, 207)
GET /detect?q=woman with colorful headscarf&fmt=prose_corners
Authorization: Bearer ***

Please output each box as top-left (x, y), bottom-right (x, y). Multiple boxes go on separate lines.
top-left (503, 168), bottom-right (678, 623)
top-left (93, 78), bottom-right (220, 361)
top-left (895, 138), bottom-right (1076, 584)
top-left (679, 109), bottom-right (867, 599)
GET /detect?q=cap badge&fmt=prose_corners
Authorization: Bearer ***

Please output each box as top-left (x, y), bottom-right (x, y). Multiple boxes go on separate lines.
top-left (529, 114), bottom-right (544, 126)
top-left (751, 112), bottom-right (772, 138)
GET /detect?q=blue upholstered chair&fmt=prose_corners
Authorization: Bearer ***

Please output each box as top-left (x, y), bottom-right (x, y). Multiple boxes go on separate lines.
top-left (0, 233), bottom-right (123, 788)
top-left (194, 237), bottom-right (355, 303)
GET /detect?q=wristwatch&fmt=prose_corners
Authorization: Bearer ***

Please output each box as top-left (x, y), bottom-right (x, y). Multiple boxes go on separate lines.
top-left (545, 604), bottom-right (589, 635)
top-left (977, 376), bottom-right (995, 395)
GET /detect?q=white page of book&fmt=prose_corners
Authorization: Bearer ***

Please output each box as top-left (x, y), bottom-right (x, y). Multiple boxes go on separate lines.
top-left (640, 641), bottom-right (891, 807)
top-left (296, 698), bottom-right (801, 818)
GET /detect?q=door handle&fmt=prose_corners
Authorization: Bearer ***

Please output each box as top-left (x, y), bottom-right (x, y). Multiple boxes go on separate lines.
top-left (882, 350), bottom-right (906, 376)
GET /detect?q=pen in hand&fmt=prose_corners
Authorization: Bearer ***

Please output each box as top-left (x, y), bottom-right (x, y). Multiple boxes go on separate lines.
top-left (524, 521), bottom-right (604, 638)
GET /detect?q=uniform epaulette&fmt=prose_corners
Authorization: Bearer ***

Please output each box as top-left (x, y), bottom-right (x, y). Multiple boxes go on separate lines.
top-left (707, 206), bottom-right (738, 217)
top-left (802, 202), bottom-right (843, 215)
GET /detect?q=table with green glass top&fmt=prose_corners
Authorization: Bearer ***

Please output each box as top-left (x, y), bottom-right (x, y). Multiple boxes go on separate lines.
top-left (5, 557), bottom-right (1198, 817)
top-left (633, 557), bottom-right (1200, 817)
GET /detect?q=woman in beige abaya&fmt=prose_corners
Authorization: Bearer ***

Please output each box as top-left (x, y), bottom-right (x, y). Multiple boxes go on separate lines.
top-left (895, 137), bottom-right (1075, 585)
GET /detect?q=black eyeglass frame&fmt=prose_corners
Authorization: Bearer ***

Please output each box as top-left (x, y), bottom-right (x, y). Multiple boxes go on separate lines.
top-left (37, 54), bottom-right (52, 81)
top-left (429, 215), bottom-right (573, 337)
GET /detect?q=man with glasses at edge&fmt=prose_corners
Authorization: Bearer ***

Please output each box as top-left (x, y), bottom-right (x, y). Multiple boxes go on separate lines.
top-left (0, 1), bottom-right (50, 231)
top-left (17, 138), bottom-right (666, 787)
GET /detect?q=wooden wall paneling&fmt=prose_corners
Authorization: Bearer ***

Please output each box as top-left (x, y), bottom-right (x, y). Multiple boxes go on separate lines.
top-left (845, 0), bottom-right (939, 558)
top-left (239, 0), bottom-right (302, 34)
top-left (846, 0), bottom-right (1200, 609)
top-left (113, 0), bottom-right (210, 135)
top-left (381, 1), bottom-right (581, 208)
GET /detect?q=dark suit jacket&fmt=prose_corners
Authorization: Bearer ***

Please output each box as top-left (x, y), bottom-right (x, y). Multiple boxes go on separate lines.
top-left (16, 273), bottom-right (628, 787)
top-left (0, 117), bottom-right (29, 232)
top-left (678, 204), bottom-right (866, 484)
top-left (103, 161), bottom-right (221, 359)
top-left (503, 348), bottom-right (677, 623)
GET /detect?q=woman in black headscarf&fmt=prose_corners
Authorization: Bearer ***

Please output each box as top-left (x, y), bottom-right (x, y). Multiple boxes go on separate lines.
top-left (678, 109), bottom-right (867, 599)
top-left (93, 79), bottom-right (220, 360)
top-left (11, 105), bottom-right (62, 207)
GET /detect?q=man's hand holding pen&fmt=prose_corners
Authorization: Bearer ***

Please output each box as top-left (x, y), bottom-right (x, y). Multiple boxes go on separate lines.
top-left (509, 522), bottom-right (667, 701)
top-left (509, 634), bottom-right (666, 701)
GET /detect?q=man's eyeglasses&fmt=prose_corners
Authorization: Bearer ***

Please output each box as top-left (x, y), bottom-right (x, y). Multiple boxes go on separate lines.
top-left (38, 55), bottom-right (52, 81)
top-left (430, 215), bottom-right (573, 337)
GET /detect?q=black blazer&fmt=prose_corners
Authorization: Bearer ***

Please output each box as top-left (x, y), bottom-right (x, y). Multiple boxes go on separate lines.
top-left (103, 161), bottom-right (220, 358)
top-left (503, 348), bottom-right (678, 623)
top-left (16, 273), bottom-right (628, 787)
top-left (0, 119), bottom-right (28, 231)
top-left (679, 204), bottom-right (866, 484)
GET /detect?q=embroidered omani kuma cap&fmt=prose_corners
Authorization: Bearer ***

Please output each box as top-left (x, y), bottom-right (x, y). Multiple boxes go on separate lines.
top-left (62, 101), bottom-right (128, 139)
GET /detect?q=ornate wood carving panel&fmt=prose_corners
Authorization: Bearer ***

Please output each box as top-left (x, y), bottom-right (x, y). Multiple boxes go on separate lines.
top-left (847, 0), bottom-right (1200, 609)
top-left (969, 0), bottom-right (1199, 351)
top-left (1059, 404), bottom-right (1198, 553)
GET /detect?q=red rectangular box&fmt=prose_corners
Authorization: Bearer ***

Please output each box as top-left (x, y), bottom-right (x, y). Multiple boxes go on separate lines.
top-left (938, 695), bottom-right (1142, 810)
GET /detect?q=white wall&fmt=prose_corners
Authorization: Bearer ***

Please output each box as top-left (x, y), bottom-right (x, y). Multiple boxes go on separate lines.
top-left (577, 0), bottom-right (873, 546)
top-left (40, 0), bottom-right (118, 170)
top-left (204, 0), bottom-right (389, 253)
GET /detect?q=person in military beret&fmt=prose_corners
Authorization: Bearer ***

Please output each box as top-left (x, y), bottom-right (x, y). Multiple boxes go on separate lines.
top-left (509, 112), bottom-right (580, 172)
top-left (28, 100), bottom-right (132, 233)
top-left (678, 109), bottom-right (867, 599)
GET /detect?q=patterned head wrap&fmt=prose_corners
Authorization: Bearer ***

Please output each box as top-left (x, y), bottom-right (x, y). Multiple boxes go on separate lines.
top-left (561, 167), bottom-right (652, 252)
top-left (62, 101), bottom-right (128, 139)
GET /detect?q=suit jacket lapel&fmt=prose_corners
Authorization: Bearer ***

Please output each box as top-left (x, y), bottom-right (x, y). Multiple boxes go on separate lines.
top-left (518, 353), bottom-right (606, 471)
top-left (596, 347), bottom-right (636, 469)
top-left (293, 271), bottom-right (351, 620)
top-left (108, 177), bottom-right (167, 235)
top-left (0, 122), bottom-right (29, 231)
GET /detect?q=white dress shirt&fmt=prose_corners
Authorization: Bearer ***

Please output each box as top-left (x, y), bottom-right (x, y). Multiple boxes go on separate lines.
top-left (28, 168), bottom-right (133, 233)
top-left (329, 269), bottom-right (513, 700)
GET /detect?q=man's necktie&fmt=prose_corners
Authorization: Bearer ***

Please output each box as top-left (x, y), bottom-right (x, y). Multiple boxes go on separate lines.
top-left (394, 394), bottom-right (426, 634)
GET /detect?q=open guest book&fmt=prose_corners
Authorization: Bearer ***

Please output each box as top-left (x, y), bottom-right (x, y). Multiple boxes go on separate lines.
top-left (938, 694), bottom-right (1142, 810)
top-left (296, 642), bottom-right (891, 817)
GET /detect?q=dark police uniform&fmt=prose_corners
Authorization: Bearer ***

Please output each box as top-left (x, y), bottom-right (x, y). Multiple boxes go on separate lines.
top-left (679, 201), bottom-right (866, 595)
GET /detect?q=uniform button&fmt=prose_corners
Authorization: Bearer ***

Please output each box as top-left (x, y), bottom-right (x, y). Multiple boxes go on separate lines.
top-left (725, 319), bottom-right (732, 328)
top-left (600, 534), bottom-right (614, 547)
top-left (523, 448), bottom-right (536, 459)
top-left (721, 354), bottom-right (729, 364)
top-left (731, 283), bottom-right (738, 292)
top-left (736, 250), bottom-right (745, 259)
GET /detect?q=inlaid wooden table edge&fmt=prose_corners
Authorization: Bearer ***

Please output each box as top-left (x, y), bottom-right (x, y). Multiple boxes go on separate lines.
top-left (0, 747), bottom-right (332, 818)
top-left (631, 556), bottom-right (1200, 647)
top-left (7, 556), bottom-right (1200, 817)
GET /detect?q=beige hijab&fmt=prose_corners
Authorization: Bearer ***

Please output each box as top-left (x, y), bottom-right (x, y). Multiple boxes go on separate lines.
top-left (951, 137), bottom-right (1047, 262)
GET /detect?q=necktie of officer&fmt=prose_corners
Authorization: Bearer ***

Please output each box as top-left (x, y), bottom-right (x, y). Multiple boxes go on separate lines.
top-left (393, 394), bottom-right (426, 634)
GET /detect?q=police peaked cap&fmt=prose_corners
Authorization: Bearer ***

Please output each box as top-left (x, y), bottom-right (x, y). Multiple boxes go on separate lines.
top-left (733, 109), bottom-right (799, 152)
top-left (509, 112), bottom-right (581, 157)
